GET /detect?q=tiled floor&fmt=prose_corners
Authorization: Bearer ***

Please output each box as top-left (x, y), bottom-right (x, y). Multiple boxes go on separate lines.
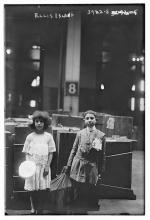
top-left (6, 150), bottom-right (144, 215)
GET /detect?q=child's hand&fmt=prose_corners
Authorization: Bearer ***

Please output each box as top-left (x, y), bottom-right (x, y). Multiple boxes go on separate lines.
top-left (43, 165), bottom-right (49, 177)
top-left (62, 166), bottom-right (71, 175)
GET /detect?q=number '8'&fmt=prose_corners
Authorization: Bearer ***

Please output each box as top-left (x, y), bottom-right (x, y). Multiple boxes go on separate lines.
top-left (68, 83), bottom-right (76, 94)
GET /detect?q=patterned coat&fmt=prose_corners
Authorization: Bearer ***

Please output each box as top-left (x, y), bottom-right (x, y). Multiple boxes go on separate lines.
top-left (67, 127), bottom-right (105, 185)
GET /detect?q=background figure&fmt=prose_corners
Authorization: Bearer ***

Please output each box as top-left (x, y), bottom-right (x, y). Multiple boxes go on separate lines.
top-left (64, 110), bottom-right (106, 211)
top-left (22, 110), bottom-right (56, 214)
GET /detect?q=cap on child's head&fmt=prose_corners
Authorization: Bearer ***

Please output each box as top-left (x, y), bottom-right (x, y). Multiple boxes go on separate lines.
top-left (83, 110), bottom-right (97, 118)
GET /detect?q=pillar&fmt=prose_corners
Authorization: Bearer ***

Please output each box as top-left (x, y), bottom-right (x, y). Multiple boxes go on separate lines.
top-left (63, 12), bottom-right (81, 115)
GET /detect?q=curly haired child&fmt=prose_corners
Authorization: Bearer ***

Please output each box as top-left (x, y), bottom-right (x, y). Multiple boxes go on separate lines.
top-left (22, 110), bottom-right (56, 214)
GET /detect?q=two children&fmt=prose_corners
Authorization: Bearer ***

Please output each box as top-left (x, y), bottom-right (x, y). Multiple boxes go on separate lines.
top-left (23, 109), bottom-right (105, 213)
top-left (22, 110), bottom-right (56, 214)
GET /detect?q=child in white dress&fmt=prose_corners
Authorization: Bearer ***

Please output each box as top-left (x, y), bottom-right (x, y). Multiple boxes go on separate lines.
top-left (22, 110), bottom-right (56, 214)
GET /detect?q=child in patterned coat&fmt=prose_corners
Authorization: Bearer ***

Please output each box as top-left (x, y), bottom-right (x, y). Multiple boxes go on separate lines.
top-left (64, 110), bottom-right (106, 210)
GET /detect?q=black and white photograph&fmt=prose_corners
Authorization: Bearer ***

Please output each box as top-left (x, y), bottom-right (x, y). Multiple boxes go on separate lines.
top-left (4, 2), bottom-right (145, 215)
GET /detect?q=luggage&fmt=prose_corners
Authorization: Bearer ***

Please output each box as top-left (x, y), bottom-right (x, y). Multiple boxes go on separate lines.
top-left (50, 173), bottom-right (73, 213)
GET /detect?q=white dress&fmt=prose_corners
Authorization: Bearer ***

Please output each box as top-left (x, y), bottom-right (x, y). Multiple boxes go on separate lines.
top-left (22, 131), bottom-right (56, 191)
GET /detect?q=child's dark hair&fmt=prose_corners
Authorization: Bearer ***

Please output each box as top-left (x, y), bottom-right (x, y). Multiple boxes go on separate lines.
top-left (83, 110), bottom-right (97, 118)
top-left (30, 110), bottom-right (51, 130)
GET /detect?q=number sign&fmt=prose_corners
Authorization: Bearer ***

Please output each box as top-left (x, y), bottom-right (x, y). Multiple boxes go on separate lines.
top-left (65, 81), bottom-right (79, 96)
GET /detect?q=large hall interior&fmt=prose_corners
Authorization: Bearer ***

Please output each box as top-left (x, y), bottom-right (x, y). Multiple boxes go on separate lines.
top-left (5, 4), bottom-right (145, 215)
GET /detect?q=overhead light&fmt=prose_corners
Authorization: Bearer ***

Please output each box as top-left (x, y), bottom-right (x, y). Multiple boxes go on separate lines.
top-left (132, 57), bottom-right (136, 62)
top-left (100, 84), bottom-right (105, 90)
top-left (131, 85), bottom-right (136, 91)
top-left (6, 48), bottom-right (12, 55)
top-left (130, 53), bottom-right (136, 62)
top-left (130, 54), bottom-right (144, 63)
top-left (32, 45), bottom-right (41, 49)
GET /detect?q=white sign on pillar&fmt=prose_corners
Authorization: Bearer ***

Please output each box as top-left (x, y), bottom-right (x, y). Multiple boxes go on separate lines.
top-left (64, 12), bottom-right (81, 115)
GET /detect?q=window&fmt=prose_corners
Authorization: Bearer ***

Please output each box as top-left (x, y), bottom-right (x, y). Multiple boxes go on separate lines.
top-left (140, 80), bottom-right (144, 92)
top-left (31, 76), bottom-right (40, 87)
top-left (141, 64), bottom-right (144, 74)
top-left (32, 61), bottom-right (40, 71)
top-left (131, 97), bottom-right (135, 111)
top-left (139, 98), bottom-right (144, 111)
top-left (102, 51), bottom-right (111, 63)
top-left (30, 47), bottom-right (40, 60)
